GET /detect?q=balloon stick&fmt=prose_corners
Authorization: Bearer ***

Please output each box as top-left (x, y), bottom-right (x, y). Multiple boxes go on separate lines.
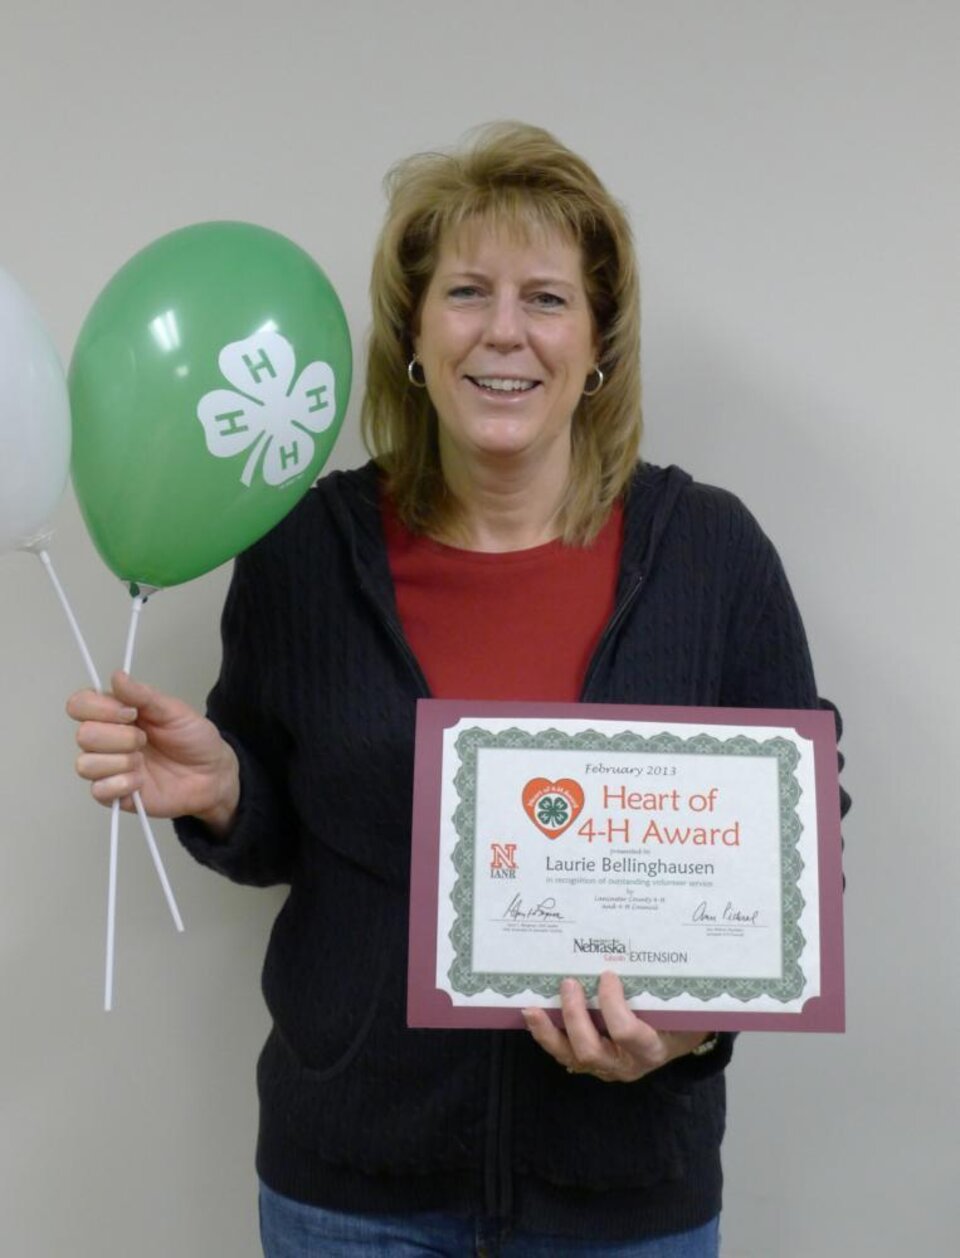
top-left (104, 592), bottom-right (147, 1013)
top-left (103, 591), bottom-right (186, 1010)
top-left (105, 798), bottom-right (120, 1012)
top-left (36, 548), bottom-right (102, 691)
top-left (36, 550), bottom-right (184, 927)
top-left (118, 590), bottom-right (184, 932)
top-left (121, 594), bottom-right (142, 672)
top-left (134, 792), bottom-right (184, 935)
top-left (33, 550), bottom-right (184, 1007)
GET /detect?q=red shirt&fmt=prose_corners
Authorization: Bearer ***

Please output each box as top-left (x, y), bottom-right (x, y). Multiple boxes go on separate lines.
top-left (384, 499), bottom-right (623, 702)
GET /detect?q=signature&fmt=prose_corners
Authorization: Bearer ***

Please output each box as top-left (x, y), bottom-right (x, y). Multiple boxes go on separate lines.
top-left (502, 894), bottom-right (565, 922)
top-left (692, 900), bottom-right (761, 926)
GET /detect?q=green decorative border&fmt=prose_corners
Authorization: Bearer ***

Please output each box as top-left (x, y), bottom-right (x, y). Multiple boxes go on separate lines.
top-left (448, 726), bottom-right (806, 1004)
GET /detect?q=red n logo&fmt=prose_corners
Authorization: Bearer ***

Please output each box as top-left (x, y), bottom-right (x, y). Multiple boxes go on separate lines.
top-left (489, 843), bottom-right (518, 871)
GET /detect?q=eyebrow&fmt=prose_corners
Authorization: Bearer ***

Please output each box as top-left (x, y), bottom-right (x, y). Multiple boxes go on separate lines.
top-left (441, 269), bottom-right (579, 291)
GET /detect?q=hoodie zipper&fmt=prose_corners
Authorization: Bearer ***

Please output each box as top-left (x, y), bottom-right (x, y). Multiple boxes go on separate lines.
top-left (353, 574), bottom-right (515, 1218)
top-left (580, 572), bottom-right (645, 700)
top-left (352, 570), bottom-right (517, 1217)
top-left (381, 610), bottom-right (433, 696)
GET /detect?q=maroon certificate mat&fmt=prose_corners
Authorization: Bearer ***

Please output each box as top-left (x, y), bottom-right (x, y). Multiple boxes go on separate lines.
top-left (408, 701), bottom-right (844, 1032)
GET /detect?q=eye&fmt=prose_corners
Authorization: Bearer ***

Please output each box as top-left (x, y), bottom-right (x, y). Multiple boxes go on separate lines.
top-left (529, 291), bottom-right (567, 309)
top-left (447, 284), bottom-right (483, 300)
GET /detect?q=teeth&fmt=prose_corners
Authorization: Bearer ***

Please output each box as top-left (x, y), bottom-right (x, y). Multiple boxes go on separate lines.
top-left (473, 377), bottom-right (536, 392)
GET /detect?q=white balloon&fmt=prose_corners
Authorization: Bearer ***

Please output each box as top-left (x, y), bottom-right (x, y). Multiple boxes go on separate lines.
top-left (0, 267), bottom-right (71, 553)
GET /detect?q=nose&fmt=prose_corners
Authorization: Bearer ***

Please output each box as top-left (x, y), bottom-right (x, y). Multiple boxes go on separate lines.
top-left (483, 291), bottom-right (525, 350)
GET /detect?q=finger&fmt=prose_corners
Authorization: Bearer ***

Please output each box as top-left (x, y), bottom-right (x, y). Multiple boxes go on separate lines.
top-left (596, 975), bottom-right (707, 1076)
top-left (66, 689), bottom-right (139, 724)
top-left (596, 971), bottom-right (660, 1052)
top-left (110, 671), bottom-right (191, 726)
top-left (75, 722), bottom-right (147, 754)
top-left (90, 772), bottom-right (143, 806)
top-left (563, 975), bottom-right (661, 1081)
top-left (522, 1007), bottom-right (574, 1066)
top-left (76, 752), bottom-right (140, 783)
top-left (559, 978), bottom-right (609, 1068)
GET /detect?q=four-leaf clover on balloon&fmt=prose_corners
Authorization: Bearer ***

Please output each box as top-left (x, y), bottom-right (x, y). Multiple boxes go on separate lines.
top-left (536, 795), bottom-right (570, 828)
top-left (196, 329), bottom-right (336, 488)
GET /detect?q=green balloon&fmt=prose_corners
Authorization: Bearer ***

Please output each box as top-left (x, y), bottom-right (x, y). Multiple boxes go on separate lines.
top-left (69, 221), bottom-right (351, 589)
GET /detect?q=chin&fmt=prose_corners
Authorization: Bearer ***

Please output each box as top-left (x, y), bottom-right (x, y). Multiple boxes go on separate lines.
top-left (470, 432), bottom-right (538, 459)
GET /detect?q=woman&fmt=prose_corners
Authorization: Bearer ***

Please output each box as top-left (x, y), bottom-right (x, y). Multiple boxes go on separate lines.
top-left (69, 123), bottom-right (831, 1256)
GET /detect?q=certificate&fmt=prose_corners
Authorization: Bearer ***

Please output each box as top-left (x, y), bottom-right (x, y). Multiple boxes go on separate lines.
top-left (408, 701), bottom-right (844, 1032)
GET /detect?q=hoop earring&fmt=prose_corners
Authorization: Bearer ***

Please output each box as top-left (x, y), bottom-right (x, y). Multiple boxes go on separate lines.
top-left (407, 355), bottom-right (427, 388)
top-left (582, 366), bottom-right (604, 398)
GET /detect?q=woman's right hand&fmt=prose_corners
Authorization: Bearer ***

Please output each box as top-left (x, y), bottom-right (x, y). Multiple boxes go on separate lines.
top-left (67, 670), bottom-right (241, 837)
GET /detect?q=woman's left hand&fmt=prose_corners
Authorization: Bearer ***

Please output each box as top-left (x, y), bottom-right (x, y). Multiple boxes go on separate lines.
top-left (522, 971), bottom-right (713, 1083)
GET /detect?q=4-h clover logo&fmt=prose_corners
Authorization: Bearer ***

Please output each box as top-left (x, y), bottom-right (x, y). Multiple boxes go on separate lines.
top-left (197, 329), bottom-right (336, 488)
top-left (521, 777), bottom-right (585, 838)
top-left (536, 795), bottom-right (569, 828)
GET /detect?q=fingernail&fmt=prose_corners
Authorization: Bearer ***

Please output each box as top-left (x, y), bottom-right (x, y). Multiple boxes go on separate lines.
top-left (561, 978), bottom-right (578, 997)
top-left (119, 707), bottom-right (138, 721)
top-left (520, 1009), bottom-right (533, 1025)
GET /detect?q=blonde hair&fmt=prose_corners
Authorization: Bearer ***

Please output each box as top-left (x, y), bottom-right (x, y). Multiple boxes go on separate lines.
top-left (361, 122), bottom-right (641, 543)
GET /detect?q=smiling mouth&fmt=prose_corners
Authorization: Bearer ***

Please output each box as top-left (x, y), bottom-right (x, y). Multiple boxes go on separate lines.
top-left (466, 375), bottom-right (539, 395)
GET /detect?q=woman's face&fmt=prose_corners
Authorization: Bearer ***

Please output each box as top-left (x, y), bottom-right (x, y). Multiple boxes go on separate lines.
top-left (414, 222), bottom-right (597, 478)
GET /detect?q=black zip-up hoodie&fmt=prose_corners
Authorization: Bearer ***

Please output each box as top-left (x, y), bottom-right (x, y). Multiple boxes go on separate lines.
top-left (177, 460), bottom-right (836, 1241)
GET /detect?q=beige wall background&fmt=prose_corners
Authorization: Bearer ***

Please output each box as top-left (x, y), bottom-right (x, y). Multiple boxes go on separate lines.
top-left (1, 2), bottom-right (957, 1254)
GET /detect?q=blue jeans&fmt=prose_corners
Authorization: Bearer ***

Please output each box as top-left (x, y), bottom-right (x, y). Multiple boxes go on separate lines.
top-left (259, 1181), bottom-right (720, 1256)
